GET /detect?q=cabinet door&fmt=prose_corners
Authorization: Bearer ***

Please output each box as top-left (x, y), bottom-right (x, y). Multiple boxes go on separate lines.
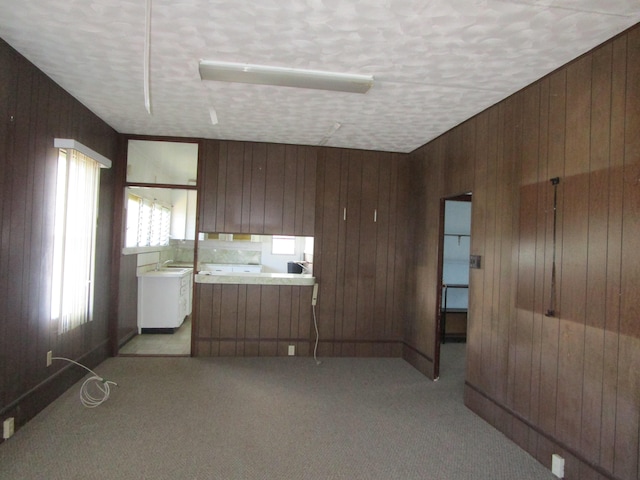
top-left (314, 148), bottom-right (349, 353)
top-left (354, 155), bottom-right (380, 344)
top-left (200, 140), bottom-right (316, 236)
top-left (222, 141), bottom-right (245, 232)
top-left (314, 150), bottom-right (407, 355)
top-left (264, 144), bottom-right (286, 234)
top-left (198, 140), bottom-right (220, 233)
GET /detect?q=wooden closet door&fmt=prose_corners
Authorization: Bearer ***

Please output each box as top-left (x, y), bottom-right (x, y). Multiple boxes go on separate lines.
top-left (354, 154), bottom-right (380, 354)
top-left (314, 148), bottom-right (348, 355)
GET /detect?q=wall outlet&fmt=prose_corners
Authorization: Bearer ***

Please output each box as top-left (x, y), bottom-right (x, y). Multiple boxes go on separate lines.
top-left (46, 350), bottom-right (52, 367)
top-left (288, 345), bottom-right (295, 356)
top-left (551, 454), bottom-right (565, 478)
top-left (3, 417), bottom-right (15, 440)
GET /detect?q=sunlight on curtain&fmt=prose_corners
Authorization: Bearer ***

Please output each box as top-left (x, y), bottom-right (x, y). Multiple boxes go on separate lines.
top-left (51, 149), bottom-right (100, 333)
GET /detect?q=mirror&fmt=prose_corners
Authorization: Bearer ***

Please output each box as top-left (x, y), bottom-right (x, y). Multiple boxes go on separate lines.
top-left (127, 140), bottom-right (198, 185)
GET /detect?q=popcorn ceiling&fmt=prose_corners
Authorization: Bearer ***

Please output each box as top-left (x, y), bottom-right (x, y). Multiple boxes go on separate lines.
top-left (0, 0), bottom-right (638, 152)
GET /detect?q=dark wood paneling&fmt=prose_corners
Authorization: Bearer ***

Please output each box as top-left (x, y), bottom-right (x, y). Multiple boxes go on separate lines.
top-left (198, 140), bottom-right (219, 233)
top-left (283, 145), bottom-right (298, 235)
top-left (406, 23), bottom-right (640, 480)
top-left (223, 142), bottom-right (245, 232)
top-left (614, 25), bottom-right (640, 480)
top-left (556, 55), bottom-right (591, 451)
top-left (301, 146), bottom-right (318, 236)
top-left (194, 284), bottom-right (314, 355)
top-left (264, 144), bottom-right (286, 234)
top-left (199, 140), bottom-right (316, 235)
top-left (0, 39), bottom-right (118, 435)
top-left (311, 148), bottom-right (409, 357)
top-left (249, 143), bottom-right (267, 232)
top-left (599, 35), bottom-right (626, 475)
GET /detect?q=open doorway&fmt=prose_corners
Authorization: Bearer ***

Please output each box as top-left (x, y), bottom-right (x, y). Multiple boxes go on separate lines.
top-left (115, 139), bottom-right (199, 357)
top-left (434, 193), bottom-right (472, 379)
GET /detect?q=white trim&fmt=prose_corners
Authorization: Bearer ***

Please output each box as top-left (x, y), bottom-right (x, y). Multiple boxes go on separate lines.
top-left (54, 138), bottom-right (112, 168)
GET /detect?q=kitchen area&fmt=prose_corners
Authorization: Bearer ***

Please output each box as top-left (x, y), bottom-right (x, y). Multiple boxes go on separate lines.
top-left (120, 232), bottom-right (314, 356)
top-left (118, 139), bottom-right (316, 357)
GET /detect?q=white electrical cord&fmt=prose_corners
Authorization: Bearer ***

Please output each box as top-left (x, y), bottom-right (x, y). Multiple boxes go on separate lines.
top-left (51, 357), bottom-right (117, 408)
top-left (312, 304), bottom-right (321, 365)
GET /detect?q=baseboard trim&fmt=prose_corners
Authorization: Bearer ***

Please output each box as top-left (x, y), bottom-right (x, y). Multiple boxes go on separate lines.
top-left (401, 342), bottom-right (434, 379)
top-left (0, 340), bottom-right (110, 434)
top-left (465, 381), bottom-right (624, 480)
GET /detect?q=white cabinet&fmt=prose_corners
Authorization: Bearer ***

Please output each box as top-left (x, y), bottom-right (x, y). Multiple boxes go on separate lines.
top-left (138, 268), bottom-right (193, 333)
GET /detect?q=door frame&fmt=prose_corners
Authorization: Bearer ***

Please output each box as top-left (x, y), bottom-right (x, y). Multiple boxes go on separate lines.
top-left (433, 192), bottom-right (472, 379)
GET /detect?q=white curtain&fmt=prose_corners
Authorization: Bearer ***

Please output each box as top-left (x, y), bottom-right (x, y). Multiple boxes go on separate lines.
top-left (51, 149), bottom-right (100, 333)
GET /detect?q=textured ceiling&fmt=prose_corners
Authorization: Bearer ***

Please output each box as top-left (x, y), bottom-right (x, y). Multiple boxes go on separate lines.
top-left (1, 0), bottom-right (639, 153)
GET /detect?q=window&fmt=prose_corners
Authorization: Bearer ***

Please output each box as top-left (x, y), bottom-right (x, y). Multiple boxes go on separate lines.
top-left (272, 235), bottom-right (296, 255)
top-left (51, 148), bottom-right (101, 333)
top-left (125, 193), bottom-right (171, 248)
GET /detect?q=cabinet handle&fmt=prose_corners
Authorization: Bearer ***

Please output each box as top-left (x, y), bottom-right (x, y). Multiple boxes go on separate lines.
top-left (374, 209), bottom-right (377, 223)
top-left (343, 207), bottom-right (347, 221)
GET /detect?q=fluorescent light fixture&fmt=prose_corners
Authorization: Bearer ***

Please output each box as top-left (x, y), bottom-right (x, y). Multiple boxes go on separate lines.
top-left (199, 60), bottom-right (373, 94)
top-left (54, 139), bottom-right (112, 168)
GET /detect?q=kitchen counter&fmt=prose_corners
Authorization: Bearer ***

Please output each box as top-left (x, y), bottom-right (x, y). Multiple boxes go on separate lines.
top-left (195, 271), bottom-right (315, 286)
top-left (141, 267), bottom-right (193, 277)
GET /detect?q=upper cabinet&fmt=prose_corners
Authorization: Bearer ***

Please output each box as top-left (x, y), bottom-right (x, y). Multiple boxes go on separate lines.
top-left (199, 140), bottom-right (317, 236)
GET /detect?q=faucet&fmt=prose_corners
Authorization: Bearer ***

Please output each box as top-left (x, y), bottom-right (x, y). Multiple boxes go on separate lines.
top-left (156, 259), bottom-right (174, 270)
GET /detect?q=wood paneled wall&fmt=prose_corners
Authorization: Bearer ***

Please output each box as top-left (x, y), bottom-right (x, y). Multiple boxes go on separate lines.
top-left (195, 142), bottom-right (411, 357)
top-left (0, 39), bottom-right (119, 435)
top-left (406, 25), bottom-right (640, 480)
top-left (313, 148), bottom-right (411, 356)
top-left (199, 140), bottom-right (317, 236)
top-left (194, 284), bottom-right (314, 356)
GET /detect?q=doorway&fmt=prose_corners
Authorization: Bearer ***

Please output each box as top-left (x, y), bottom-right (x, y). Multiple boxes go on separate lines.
top-left (115, 139), bottom-right (199, 357)
top-left (434, 194), bottom-right (472, 379)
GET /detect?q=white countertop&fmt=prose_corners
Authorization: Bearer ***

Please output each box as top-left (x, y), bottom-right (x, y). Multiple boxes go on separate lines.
top-left (140, 267), bottom-right (193, 277)
top-left (195, 272), bottom-right (315, 286)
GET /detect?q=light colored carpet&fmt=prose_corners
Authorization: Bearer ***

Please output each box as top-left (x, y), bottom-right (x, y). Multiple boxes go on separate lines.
top-left (0, 345), bottom-right (556, 479)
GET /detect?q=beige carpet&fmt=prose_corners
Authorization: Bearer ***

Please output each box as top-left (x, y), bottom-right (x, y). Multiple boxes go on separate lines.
top-left (0, 345), bottom-right (556, 479)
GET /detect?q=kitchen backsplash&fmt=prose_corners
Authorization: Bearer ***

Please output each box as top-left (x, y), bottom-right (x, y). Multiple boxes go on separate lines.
top-left (198, 247), bottom-right (261, 265)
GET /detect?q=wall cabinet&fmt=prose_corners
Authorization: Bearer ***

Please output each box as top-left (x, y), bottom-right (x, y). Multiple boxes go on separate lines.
top-left (313, 149), bottom-right (410, 356)
top-left (199, 140), bottom-right (317, 236)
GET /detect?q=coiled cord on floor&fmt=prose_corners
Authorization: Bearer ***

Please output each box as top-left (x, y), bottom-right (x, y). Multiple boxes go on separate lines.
top-left (312, 304), bottom-right (321, 365)
top-left (51, 357), bottom-right (117, 408)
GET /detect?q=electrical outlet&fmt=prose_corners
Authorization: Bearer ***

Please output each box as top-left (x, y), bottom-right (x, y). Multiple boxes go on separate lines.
top-left (46, 350), bottom-right (52, 367)
top-left (3, 417), bottom-right (15, 440)
top-left (551, 454), bottom-right (565, 478)
top-left (288, 345), bottom-right (295, 356)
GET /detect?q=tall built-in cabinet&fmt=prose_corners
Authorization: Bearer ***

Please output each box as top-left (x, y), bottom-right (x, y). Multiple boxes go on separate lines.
top-left (313, 148), bottom-right (410, 356)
